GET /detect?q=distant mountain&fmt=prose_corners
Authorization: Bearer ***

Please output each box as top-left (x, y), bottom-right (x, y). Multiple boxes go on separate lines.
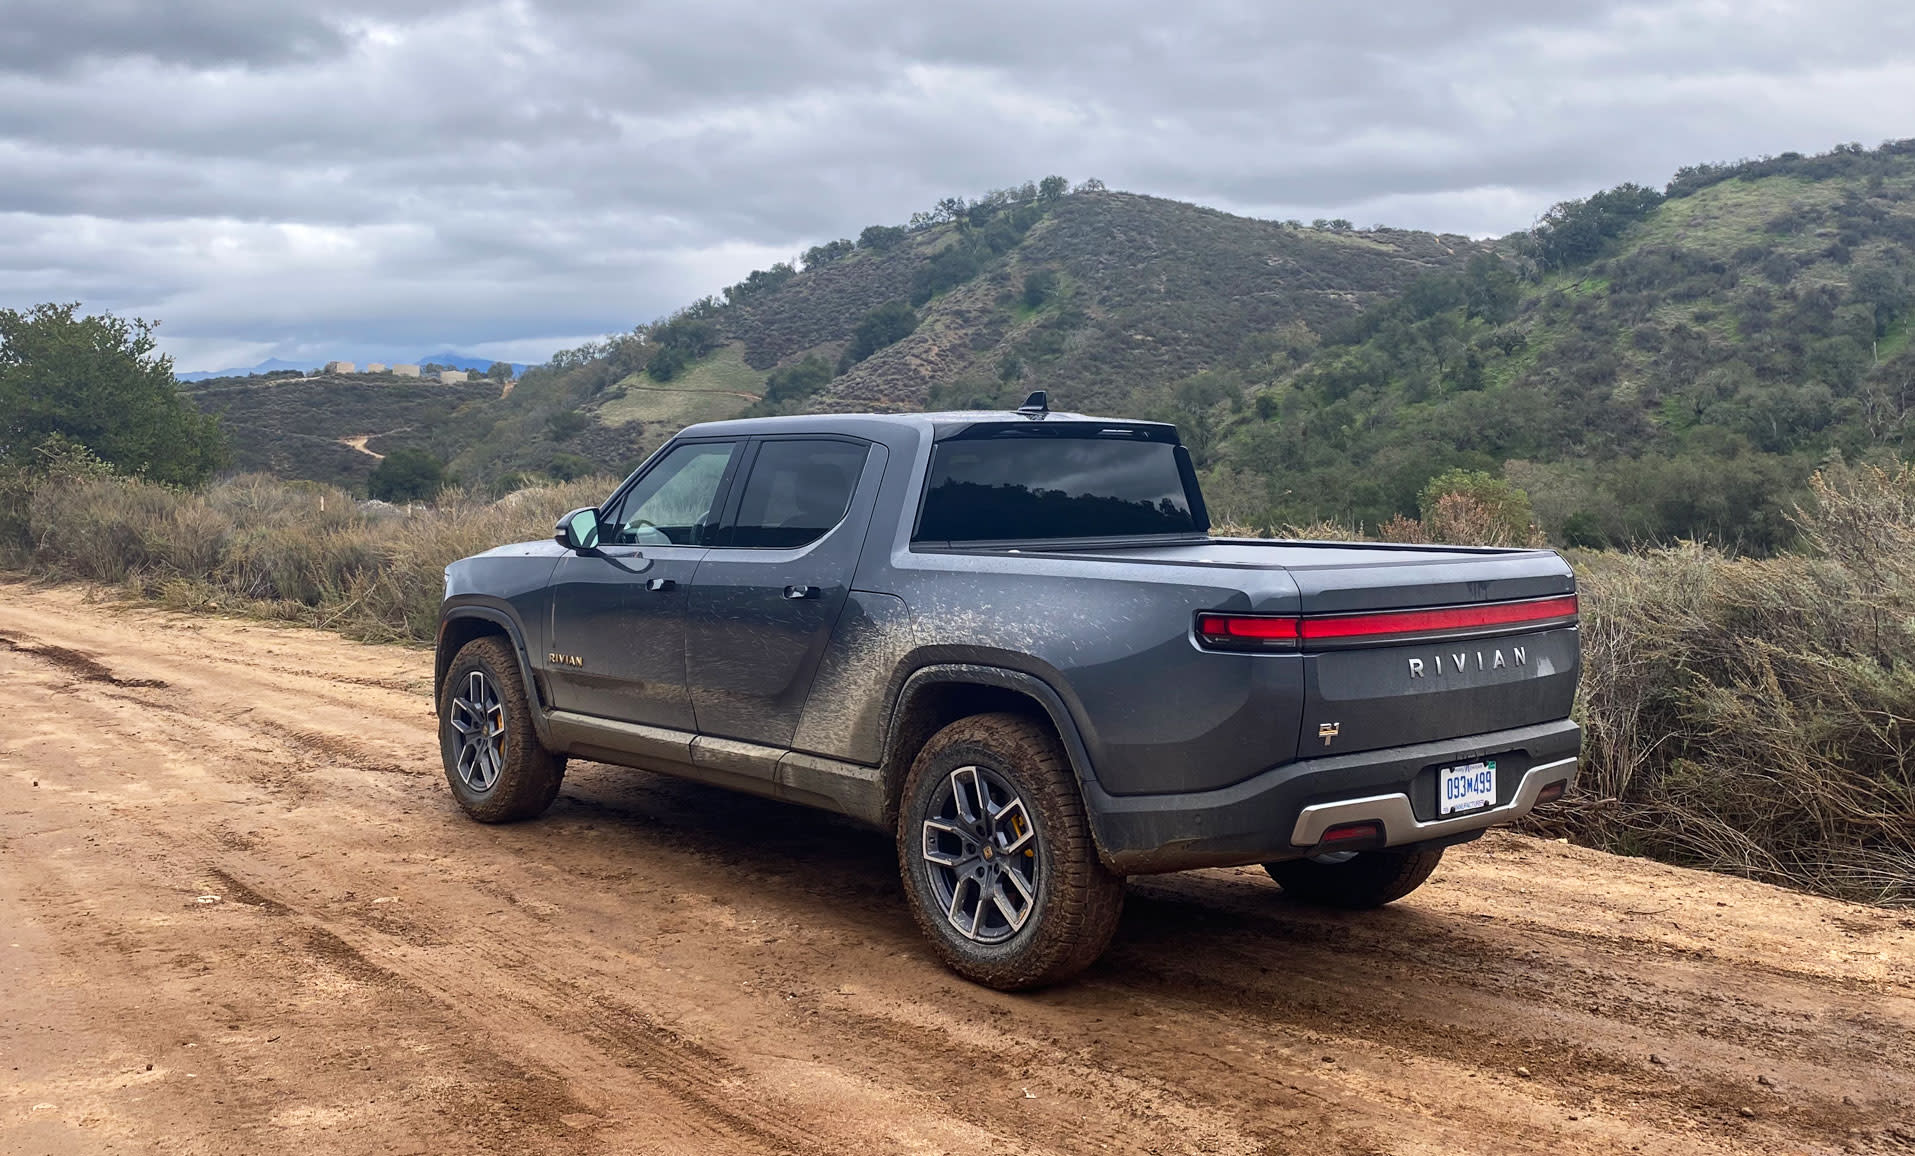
top-left (176, 353), bottom-right (528, 383)
top-left (177, 357), bottom-right (313, 382)
top-left (411, 352), bottom-right (529, 375)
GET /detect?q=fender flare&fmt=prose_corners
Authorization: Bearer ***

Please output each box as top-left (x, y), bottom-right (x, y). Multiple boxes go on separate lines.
top-left (883, 661), bottom-right (1104, 793)
top-left (437, 603), bottom-right (557, 749)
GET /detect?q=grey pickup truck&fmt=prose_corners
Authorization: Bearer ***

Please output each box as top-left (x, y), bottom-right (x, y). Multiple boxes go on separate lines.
top-left (435, 394), bottom-right (1581, 988)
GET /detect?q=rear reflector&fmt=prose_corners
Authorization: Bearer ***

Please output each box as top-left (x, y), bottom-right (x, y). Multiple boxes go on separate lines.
top-left (1196, 594), bottom-right (1577, 650)
top-left (1320, 821), bottom-right (1383, 845)
top-left (1535, 781), bottom-right (1568, 804)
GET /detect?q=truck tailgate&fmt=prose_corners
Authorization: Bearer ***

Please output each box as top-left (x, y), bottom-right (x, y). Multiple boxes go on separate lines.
top-left (1278, 544), bottom-right (1578, 759)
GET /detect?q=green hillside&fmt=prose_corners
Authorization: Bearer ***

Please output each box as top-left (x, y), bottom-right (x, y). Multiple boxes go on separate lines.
top-left (447, 181), bottom-right (1481, 485)
top-left (1207, 142), bottom-right (1915, 549)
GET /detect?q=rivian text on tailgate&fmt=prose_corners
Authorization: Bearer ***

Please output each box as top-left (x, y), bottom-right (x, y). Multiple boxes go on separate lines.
top-left (433, 393), bottom-right (1584, 989)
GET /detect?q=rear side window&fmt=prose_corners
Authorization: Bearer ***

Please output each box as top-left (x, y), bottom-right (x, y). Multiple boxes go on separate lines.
top-left (915, 433), bottom-right (1201, 543)
top-left (722, 439), bottom-right (870, 548)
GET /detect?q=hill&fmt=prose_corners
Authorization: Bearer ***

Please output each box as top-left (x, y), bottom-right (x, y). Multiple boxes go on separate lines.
top-left (1206, 141), bottom-right (1915, 549)
top-left (184, 372), bottom-right (502, 490)
top-left (446, 184), bottom-right (1482, 484)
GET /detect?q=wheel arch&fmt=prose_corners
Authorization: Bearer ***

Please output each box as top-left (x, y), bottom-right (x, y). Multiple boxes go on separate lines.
top-left (879, 664), bottom-right (1102, 834)
top-left (436, 604), bottom-right (556, 748)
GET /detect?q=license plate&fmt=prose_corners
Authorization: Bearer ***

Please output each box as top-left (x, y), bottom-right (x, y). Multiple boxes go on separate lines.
top-left (1439, 760), bottom-right (1497, 816)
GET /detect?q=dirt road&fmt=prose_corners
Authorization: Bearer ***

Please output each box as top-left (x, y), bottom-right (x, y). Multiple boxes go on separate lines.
top-left (1, 580), bottom-right (1910, 1155)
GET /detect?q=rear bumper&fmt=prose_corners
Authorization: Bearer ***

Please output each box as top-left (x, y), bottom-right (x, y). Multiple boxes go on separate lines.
top-left (1084, 719), bottom-right (1581, 874)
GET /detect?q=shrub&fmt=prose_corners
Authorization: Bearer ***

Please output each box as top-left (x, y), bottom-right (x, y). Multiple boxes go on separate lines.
top-left (840, 300), bottom-right (919, 370)
top-left (367, 448), bottom-right (445, 502)
top-left (763, 355), bottom-right (834, 405)
top-left (1021, 268), bottom-right (1059, 309)
top-left (1562, 465), bottom-right (1915, 904)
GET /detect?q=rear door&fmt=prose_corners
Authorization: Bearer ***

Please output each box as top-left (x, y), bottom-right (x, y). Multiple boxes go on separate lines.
top-left (685, 436), bottom-right (883, 748)
top-left (545, 438), bottom-right (740, 728)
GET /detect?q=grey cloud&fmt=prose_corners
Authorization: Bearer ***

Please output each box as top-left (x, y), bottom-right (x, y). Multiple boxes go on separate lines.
top-left (0, 0), bottom-right (1911, 368)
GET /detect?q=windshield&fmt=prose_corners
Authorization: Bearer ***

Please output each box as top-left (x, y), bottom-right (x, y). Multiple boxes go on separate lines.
top-left (914, 430), bottom-right (1205, 543)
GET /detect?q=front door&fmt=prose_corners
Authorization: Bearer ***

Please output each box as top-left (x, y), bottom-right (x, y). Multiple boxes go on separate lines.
top-left (546, 439), bottom-right (739, 729)
top-left (686, 436), bottom-right (882, 748)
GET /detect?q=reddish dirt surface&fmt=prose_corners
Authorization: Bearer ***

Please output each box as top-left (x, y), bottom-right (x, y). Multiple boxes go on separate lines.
top-left (1, 579), bottom-right (1911, 1155)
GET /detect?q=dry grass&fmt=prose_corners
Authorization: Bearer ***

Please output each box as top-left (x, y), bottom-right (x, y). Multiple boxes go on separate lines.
top-left (1564, 467), bottom-right (1915, 904)
top-left (19, 471), bottom-right (614, 643)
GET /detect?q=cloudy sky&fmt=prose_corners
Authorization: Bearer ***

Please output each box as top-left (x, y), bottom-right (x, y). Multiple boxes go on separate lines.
top-left (3, 0), bottom-right (1913, 372)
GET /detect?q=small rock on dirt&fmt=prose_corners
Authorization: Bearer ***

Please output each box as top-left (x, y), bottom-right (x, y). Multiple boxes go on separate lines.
top-left (1516, 1066), bottom-right (1532, 1078)
top-left (1649, 1053), bottom-right (1667, 1065)
top-left (1757, 1074), bottom-right (1775, 1087)
top-left (1737, 1106), bottom-right (1757, 1118)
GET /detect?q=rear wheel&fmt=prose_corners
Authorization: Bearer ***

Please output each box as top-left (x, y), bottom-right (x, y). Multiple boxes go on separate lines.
top-left (897, 713), bottom-right (1125, 990)
top-left (439, 636), bottom-right (564, 822)
top-left (1263, 846), bottom-right (1444, 909)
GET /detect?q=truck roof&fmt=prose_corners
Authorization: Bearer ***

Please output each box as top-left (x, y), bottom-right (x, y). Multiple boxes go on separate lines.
top-left (678, 409), bottom-right (1179, 441)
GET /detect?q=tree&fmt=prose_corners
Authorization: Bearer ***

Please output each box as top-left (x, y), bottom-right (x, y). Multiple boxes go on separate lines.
top-left (1529, 183), bottom-right (1665, 270)
top-left (1021, 268), bottom-right (1059, 309)
top-left (485, 361), bottom-right (514, 382)
top-left (763, 355), bottom-right (835, 405)
top-left (1038, 175), bottom-right (1069, 201)
top-left (802, 239), bottom-right (854, 269)
top-left (645, 316), bottom-right (721, 382)
top-left (367, 447), bottom-right (445, 502)
top-left (0, 302), bottom-right (225, 485)
top-left (858, 224), bottom-right (906, 251)
top-left (840, 300), bottom-right (918, 370)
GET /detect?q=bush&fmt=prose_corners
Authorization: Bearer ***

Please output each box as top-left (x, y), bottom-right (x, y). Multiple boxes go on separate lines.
top-left (857, 224), bottom-right (906, 251)
top-left (840, 300), bottom-right (919, 370)
top-left (1561, 465), bottom-right (1915, 904)
top-left (1021, 268), bottom-right (1059, 309)
top-left (367, 448), bottom-right (445, 502)
top-left (763, 355), bottom-right (834, 405)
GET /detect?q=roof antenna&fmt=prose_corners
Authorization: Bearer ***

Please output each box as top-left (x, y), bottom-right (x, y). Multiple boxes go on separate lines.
top-left (1017, 390), bottom-right (1049, 416)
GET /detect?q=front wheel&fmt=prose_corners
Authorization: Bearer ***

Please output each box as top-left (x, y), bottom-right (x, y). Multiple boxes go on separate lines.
top-left (439, 636), bottom-right (565, 822)
top-left (1263, 846), bottom-right (1445, 909)
top-left (897, 713), bottom-right (1125, 990)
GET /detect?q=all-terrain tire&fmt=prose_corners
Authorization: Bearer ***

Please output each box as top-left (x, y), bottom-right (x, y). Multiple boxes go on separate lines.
top-left (1263, 846), bottom-right (1445, 909)
top-left (897, 712), bottom-right (1125, 991)
top-left (439, 636), bottom-right (565, 823)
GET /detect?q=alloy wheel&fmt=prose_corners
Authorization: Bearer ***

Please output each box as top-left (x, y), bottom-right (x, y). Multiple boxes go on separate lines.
top-left (448, 670), bottom-right (507, 792)
top-left (920, 764), bottom-right (1041, 944)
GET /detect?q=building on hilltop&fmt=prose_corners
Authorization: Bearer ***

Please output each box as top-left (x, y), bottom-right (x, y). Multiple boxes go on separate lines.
top-left (366, 362), bottom-right (388, 373)
top-left (391, 364), bottom-right (421, 378)
top-left (437, 369), bottom-right (469, 383)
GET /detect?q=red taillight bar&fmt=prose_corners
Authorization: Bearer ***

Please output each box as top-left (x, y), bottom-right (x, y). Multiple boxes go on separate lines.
top-left (1302, 594), bottom-right (1579, 641)
top-left (1196, 594), bottom-right (1577, 650)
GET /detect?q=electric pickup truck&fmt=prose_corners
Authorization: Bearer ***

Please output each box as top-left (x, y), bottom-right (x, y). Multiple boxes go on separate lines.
top-left (435, 397), bottom-right (1581, 989)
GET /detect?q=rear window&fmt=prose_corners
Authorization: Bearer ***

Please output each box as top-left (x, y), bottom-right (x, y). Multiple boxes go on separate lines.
top-left (914, 430), bottom-right (1204, 543)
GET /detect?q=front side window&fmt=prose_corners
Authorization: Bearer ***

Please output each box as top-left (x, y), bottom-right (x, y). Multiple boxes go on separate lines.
top-left (722, 439), bottom-right (870, 548)
top-left (602, 441), bottom-right (736, 546)
top-left (914, 430), bottom-right (1202, 543)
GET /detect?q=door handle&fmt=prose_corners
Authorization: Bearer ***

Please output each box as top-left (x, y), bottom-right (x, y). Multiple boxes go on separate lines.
top-left (783, 585), bottom-right (820, 600)
top-left (647, 577), bottom-right (676, 592)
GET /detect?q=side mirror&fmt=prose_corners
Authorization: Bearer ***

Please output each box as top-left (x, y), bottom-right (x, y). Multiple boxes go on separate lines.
top-left (554, 507), bottom-right (601, 552)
